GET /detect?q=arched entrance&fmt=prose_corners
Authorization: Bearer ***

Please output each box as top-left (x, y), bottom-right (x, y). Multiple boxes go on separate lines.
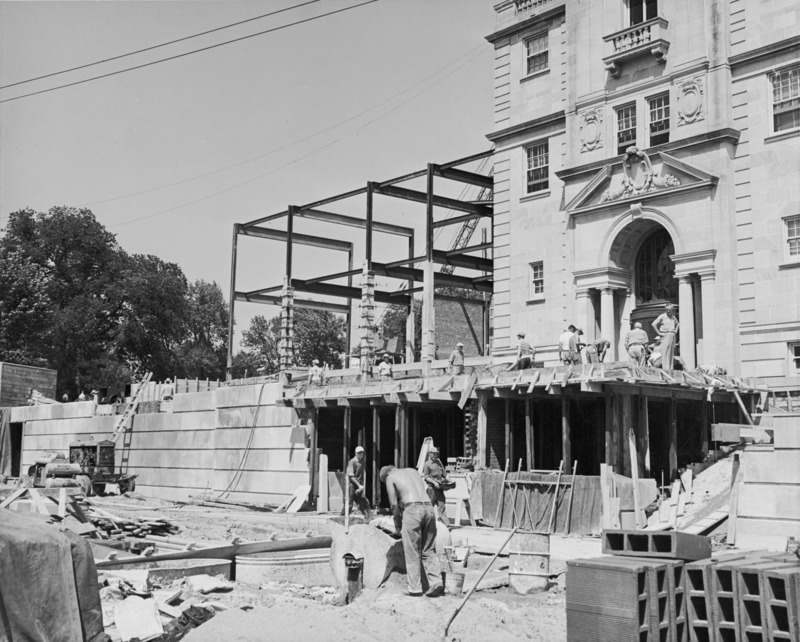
top-left (629, 227), bottom-right (678, 341)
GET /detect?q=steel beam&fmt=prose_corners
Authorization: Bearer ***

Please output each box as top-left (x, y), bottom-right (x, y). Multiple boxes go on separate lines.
top-left (235, 292), bottom-right (350, 313)
top-left (433, 165), bottom-right (493, 189)
top-left (371, 262), bottom-right (492, 292)
top-left (446, 242), bottom-right (493, 256)
top-left (431, 212), bottom-right (485, 229)
top-left (373, 183), bottom-right (492, 216)
top-left (290, 279), bottom-right (410, 305)
top-left (432, 250), bottom-right (492, 272)
top-left (240, 225), bottom-right (352, 252)
top-left (304, 268), bottom-right (362, 285)
top-left (297, 208), bottom-right (413, 237)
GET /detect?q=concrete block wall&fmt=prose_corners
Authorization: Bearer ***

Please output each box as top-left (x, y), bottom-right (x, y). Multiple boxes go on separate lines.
top-left (11, 383), bottom-right (310, 506)
top-left (0, 362), bottom-right (58, 407)
top-left (736, 413), bottom-right (800, 550)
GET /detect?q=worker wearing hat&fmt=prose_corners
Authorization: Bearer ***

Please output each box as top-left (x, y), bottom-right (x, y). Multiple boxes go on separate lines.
top-left (422, 446), bottom-right (452, 527)
top-left (448, 342), bottom-right (465, 376)
top-left (378, 353), bottom-right (393, 381)
top-left (625, 321), bottom-right (650, 366)
top-left (345, 445), bottom-right (372, 521)
top-left (507, 331), bottom-right (535, 371)
top-left (309, 358), bottom-right (324, 385)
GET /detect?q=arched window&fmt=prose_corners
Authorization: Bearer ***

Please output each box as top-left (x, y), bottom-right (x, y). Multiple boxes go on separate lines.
top-left (635, 228), bottom-right (677, 305)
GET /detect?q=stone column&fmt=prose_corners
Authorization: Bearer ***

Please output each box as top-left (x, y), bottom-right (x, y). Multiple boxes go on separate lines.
top-left (619, 288), bottom-right (634, 361)
top-left (600, 288), bottom-right (617, 361)
top-left (699, 271), bottom-right (717, 365)
top-left (678, 275), bottom-right (696, 369)
top-left (575, 290), bottom-right (595, 341)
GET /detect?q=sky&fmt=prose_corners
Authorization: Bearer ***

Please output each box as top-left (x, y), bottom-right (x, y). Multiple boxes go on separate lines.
top-left (0, 0), bottom-right (496, 348)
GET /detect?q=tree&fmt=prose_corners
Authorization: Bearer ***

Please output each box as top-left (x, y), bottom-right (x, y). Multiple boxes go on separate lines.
top-left (176, 280), bottom-right (229, 380)
top-left (116, 254), bottom-right (188, 380)
top-left (0, 207), bottom-right (128, 397)
top-left (380, 299), bottom-right (421, 360)
top-left (238, 308), bottom-right (347, 374)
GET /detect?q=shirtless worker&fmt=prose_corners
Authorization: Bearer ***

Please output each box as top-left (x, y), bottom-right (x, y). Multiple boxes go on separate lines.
top-left (379, 466), bottom-right (444, 597)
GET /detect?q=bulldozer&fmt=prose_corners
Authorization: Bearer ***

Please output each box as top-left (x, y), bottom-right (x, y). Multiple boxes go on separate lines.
top-left (27, 439), bottom-right (137, 496)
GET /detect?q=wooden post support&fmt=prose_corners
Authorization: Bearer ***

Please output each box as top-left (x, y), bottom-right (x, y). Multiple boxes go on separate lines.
top-left (343, 406), bottom-right (351, 476)
top-left (394, 404), bottom-right (403, 468)
top-left (668, 398), bottom-right (678, 480)
top-left (562, 397), bottom-right (571, 470)
top-left (477, 394), bottom-right (488, 469)
top-left (309, 409), bottom-right (319, 508)
top-left (372, 407), bottom-right (380, 508)
top-left (700, 400), bottom-right (709, 457)
top-left (628, 422), bottom-right (642, 530)
top-left (638, 396), bottom-right (650, 476)
top-left (504, 399), bottom-right (512, 466)
top-left (494, 459), bottom-right (510, 529)
top-left (621, 395), bottom-right (632, 478)
top-left (525, 399), bottom-right (534, 471)
top-left (604, 393), bottom-right (614, 466)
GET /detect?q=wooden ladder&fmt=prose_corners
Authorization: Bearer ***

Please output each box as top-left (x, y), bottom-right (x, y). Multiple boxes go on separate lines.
top-left (110, 372), bottom-right (152, 444)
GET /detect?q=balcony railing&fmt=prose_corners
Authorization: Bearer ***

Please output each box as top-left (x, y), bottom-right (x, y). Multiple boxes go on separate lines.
top-left (515, 0), bottom-right (553, 14)
top-left (602, 17), bottom-right (670, 78)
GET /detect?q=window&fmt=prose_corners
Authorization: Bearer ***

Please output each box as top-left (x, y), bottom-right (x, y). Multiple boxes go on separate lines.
top-left (771, 66), bottom-right (800, 132)
top-left (525, 33), bottom-right (548, 75)
top-left (629, 0), bottom-right (658, 25)
top-left (787, 216), bottom-right (800, 258)
top-left (790, 343), bottom-right (800, 372)
top-left (525, 141), bottom-right (549, 193)
top-left (616, 104), bottom-right (637, 154)
top-left (530, 262), bottom-right (544, 298)
top-left (648, 93), bottom-right (670, 145)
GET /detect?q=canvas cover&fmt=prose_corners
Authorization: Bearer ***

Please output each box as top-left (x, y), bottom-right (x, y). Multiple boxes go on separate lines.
top-left (0, 510), bottom-right (106, 642)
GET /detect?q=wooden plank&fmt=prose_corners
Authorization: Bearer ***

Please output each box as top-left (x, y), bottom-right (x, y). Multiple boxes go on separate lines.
top-left (600, 464), bottom-right (612, 530)
top-left (28, 487), bottom-right (52, 516)
top-left (0, 487), bottom-right (27, 509)
top-left (728, 465), bottom-right (744, 544)
top-left (318, 454), bottom-right (329, 512)
top-left (627, 422), bottom-right (642, 530)
top-left (58, 487), bottom-right (67, 520)
top-left (494, 460), bottom-right (510, 529)
top-left (525, 399), bottom-right (534, 472)
top-left (458, 371), bottom-right (479, 410)
top-left (562, 398), bottom-right (571, 471)
top-left (667, 481), bottom-right (681, 528)
top-left (680, 469), bottom-right (693, 505)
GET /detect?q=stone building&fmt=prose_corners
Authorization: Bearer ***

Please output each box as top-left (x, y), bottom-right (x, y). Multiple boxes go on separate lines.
top-left (487, 0), bottom-right (800, 389)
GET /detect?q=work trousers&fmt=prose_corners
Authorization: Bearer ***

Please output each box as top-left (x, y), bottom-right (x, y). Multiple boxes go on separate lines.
top-left (628, 344), bottom-right (646, 366)
top-left (426, 487), bottom-right (450, 527)
top-left (346, 483), bottom-right (372, 520)
top-left (660, 332), bottom-right (676, 369)
top-left (401, 504), bottom-right (441, 594)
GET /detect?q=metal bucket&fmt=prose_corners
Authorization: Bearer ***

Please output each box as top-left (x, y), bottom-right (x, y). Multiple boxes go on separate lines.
top-left (445, 571), bottom-right (465, 594)
top-left (509, 532), bottom-right (550, 595)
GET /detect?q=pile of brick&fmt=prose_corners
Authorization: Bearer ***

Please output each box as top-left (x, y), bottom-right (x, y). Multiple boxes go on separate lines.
top-left (566, 529), bottom-right (800, 642)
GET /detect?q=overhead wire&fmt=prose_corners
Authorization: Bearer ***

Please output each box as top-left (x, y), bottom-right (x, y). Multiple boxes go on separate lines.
top-left (0, 0), bottom-right (379, 104)
top-left (107, 46), bottom-right (488, 227)
top-left (0, 0), bottom-right (322, 90)
top-left (81, 42), bottom-right (487, 208)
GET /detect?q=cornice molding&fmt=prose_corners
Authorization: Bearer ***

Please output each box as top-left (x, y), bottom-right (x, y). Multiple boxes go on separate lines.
top-left (555, 128), bottom-right (740, 181)
top-left (486, 111), bottom-right (566, 143)
top-left (729, 35), bottom-right (800, 70)
top-left (485, 3), bottom-right (566, 44)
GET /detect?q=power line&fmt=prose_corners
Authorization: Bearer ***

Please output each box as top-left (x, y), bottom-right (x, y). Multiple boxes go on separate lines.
top-left (0, 0), bottom-right (379, 104)
top-left (81, 42), bottom-right (486, 207)
top-left (0, 0), bottom-right (322, 90)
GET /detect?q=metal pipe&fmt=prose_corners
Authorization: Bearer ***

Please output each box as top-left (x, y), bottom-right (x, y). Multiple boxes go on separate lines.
top-left (226, 224), bottom-right (240, 380)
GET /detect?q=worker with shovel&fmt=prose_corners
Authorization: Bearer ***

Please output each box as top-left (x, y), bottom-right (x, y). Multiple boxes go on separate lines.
top-left (380, 465), bottom-right (444, 598)
top-left (345, 446), bottom-right (372, 521)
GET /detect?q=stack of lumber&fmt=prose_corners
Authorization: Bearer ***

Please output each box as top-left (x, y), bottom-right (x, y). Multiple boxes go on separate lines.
top-left (644, 469), bottom-right (697, 531)
top-left (81, 500), bottom-right (180, 540)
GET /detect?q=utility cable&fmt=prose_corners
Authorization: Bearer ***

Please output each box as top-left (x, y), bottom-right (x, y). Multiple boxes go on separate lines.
top-left (0, 0), bottom-right (379, 104)
top-left (0, 0), bottom-right (322, 90)
top-left (81, 41), bottom-right (486, 207)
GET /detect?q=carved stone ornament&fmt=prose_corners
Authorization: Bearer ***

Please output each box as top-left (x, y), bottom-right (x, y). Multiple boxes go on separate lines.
top-left (579, 107), bottom-right (604, 152)
top-left (675, 76), bottom-right (704, 126)
top-left (600, 147), bottom-right (681, 202)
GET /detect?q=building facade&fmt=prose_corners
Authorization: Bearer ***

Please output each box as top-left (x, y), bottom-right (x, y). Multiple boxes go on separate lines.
top-left (488, 0), bottom-right (800, 388)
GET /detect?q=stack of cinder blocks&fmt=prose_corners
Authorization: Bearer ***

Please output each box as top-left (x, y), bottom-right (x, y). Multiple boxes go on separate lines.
top-left (567, 530), bottom-right (800, 642)
top-left (684, 551), bottom-right (800, 642)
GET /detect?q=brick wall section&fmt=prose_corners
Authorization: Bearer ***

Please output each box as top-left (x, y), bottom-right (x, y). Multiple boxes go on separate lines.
top-left (435, 297), bottom-right (487, 357)
top-left (0, 363), bottom-right (57, 407)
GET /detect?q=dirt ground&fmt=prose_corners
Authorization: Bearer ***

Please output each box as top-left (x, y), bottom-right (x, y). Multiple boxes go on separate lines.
top-left (94, 494), bottom-right (586, 642)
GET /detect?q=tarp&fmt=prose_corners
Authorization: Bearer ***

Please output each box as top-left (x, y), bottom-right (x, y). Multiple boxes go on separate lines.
top-left (0, 408), bottom-right (11, 477)
top-left (0, 510), bottom-right (107, 642)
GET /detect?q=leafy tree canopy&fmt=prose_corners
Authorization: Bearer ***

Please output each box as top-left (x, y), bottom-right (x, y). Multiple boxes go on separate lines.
top-left (0, 206), bottom-right (229, 396)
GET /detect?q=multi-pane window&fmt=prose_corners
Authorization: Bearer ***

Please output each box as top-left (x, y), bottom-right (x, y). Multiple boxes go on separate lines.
top-left (525, 141), bottom-right (549, 193)
top-left (791, 344), bottom-right (800, 372)
top-left (788, 216), bottom-right (800, 257)
top-left (616, 104), bottom-right (637, 154)
top-left (530, 262), bottom-right (544, 298)
top-left (525, 33), bottom-right (549, 75)
top-left (630, 0), bottom-right (658, 25)
top-left (771, 66), bottom-right (800, 132)
top-left (648, 93), bottom-right (670, 146)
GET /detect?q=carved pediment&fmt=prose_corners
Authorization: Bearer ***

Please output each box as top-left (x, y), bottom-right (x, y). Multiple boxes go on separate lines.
top-left (565, 148), bottom-right (718, 213)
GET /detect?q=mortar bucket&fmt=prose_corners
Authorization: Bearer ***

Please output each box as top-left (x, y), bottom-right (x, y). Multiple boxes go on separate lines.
top-left (445, 571), bottom-right (465, 595)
